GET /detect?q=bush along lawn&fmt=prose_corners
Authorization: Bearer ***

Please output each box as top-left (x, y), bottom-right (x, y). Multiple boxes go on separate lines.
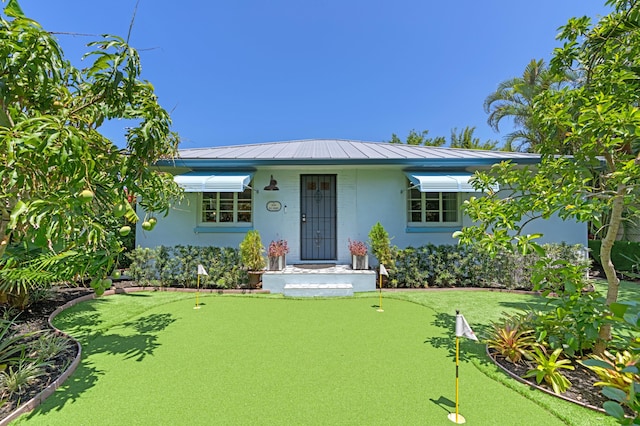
top-left (127, 242), bottom-right (588, 291)
top-left (484, 280), bottom-right (639, 424)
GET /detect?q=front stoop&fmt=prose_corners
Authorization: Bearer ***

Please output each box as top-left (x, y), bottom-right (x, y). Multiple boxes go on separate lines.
top-left (284, 283), bottom-right (353, 297)
top-left (263, 264), bottom-right (376, 296)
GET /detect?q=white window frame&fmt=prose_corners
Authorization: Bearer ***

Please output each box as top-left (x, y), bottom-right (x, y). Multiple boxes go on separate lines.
top-left (407, 185), bottom-right (461, 227)
top-left (198, 188), bottom-right (253, 226)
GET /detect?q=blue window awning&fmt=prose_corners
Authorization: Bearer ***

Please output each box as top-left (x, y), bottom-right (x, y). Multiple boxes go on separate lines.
top-left (406, 173), bottom-right (497, 193)
top-left (174, 172), bottom-right (253, 192)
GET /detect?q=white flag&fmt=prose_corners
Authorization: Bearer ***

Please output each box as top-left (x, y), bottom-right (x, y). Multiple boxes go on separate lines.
top-left (455, 313), bottom-right (478, 341)
top-left (197, 264), bottom-right (208, 276)
top-left (379, 264), bottom-right (388, 276)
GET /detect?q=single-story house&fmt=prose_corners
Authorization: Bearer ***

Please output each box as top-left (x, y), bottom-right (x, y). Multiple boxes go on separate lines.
top-left (138, 139), bottom-right (587, 294)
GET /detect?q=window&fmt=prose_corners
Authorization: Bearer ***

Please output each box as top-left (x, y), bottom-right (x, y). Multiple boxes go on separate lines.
top-left (201, 188), bottom-right (252, 224)
top-left (407, 187), bottom-right (460, 225)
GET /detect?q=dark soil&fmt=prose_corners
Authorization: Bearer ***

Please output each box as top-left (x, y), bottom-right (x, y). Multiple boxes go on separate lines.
top-left (490, 349), bottom-right (610, 412)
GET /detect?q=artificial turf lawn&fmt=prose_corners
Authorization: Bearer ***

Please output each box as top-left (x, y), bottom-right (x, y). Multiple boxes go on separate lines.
top-left (13, 289), bottom-right (621, 426)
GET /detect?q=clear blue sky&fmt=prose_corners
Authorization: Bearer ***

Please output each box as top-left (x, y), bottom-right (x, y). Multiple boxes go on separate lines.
top-left (25, 1), bottom-right (609, 149)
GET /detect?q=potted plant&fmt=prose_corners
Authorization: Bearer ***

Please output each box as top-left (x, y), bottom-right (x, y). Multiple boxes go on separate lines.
top-left (239, 230), bottom-right (266, 287)
top-left (268, 239), bottom-right (289, 271)
top-left (348, 239), bottom-right (369, 270)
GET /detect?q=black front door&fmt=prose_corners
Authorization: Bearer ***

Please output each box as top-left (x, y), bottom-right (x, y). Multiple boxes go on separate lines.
top-left (300, 175), bottom-right (336, 260)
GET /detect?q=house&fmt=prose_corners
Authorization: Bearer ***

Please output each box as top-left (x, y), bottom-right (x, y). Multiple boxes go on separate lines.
top-left (139, 139), bottom-right (587, 294)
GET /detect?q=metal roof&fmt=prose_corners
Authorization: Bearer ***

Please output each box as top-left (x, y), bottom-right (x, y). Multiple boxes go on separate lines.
top-left (157, 139), bottom-right (541, 168)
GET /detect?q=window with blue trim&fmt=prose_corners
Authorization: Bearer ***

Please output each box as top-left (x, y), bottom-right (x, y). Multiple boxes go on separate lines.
top-left (200, 188), bottom-right (252, 224)
top-left (407, 186), bottom-right (460, 225)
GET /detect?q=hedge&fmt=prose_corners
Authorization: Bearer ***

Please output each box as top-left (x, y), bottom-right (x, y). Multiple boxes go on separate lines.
top-left (127, 243), bottom-right (589, 291)
top-left (588, 240), bottom-right (640, 272)
top-left (127, 245), bottom-right (245, 289)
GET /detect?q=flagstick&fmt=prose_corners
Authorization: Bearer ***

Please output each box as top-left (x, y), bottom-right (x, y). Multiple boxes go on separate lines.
top-left (194, 274), bottom-right (201, 310)
top-left (448, 312), bottom-right (467, 424)
top-left (456, 336), bottom-right (460, 423)
top-left (376, 268), bottom-right (384, 312)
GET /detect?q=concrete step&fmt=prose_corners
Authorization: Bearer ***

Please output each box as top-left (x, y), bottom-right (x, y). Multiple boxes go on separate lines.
top-left (283, 283), bottom-right (354, 297)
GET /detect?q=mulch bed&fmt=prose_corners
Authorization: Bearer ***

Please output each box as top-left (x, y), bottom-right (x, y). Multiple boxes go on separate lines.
top-left (489, 349), bottom-right (609, 412)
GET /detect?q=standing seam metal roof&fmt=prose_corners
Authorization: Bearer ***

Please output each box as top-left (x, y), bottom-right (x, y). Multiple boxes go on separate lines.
top-left (175, 139), bottom-right (541, 161)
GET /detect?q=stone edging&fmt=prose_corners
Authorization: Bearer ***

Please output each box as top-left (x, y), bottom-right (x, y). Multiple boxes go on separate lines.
top-left (485, 345), bottom-right (606, 414)
top-left (1, 286), bottom-right (270, 424)
top-left (0, 293), bottom-right (96, 426)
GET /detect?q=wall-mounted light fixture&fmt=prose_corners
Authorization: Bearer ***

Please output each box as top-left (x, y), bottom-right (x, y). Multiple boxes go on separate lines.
top-left (264, 175), bottom-right (279, 191)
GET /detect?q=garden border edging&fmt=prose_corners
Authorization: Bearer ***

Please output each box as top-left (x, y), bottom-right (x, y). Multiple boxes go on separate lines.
top-left (485, 345), bottom-right (606, 415)
top-left (1, 286), bottom-right (270, 424)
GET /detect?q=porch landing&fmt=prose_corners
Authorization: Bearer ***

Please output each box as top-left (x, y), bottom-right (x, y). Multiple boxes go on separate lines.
top-left (262, 264), bottom-right (376, 296)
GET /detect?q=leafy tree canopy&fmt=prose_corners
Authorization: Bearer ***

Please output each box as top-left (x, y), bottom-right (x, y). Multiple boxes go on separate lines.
top-left (388, 126), bottom-right (500, 150)
top-left (456, 0), bottom-right (640, 355)
top-left (0, 0), bottom-right (183, 299)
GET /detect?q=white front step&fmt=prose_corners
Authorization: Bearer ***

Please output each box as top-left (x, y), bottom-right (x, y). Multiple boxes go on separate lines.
top-left (284, 283), bottom-right (354, 297)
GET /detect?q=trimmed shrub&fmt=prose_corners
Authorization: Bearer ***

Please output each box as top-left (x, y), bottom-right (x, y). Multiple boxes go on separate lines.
top-left (127, 245), bottom-right (243, 289)
top-left (389, 243), bottom-right (589, 290)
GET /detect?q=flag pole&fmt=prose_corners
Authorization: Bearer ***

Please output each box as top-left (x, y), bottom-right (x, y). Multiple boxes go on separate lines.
top-left (448, 309), bottom-right (470, 424)
top-left (194, 273), bottom-right (201, 309)
top-left (195, 264), bottom-right (208, 310)
top-left (377, 264), bottom-right (385, 312)
top-left (455, 334), bottom-right (460, 423)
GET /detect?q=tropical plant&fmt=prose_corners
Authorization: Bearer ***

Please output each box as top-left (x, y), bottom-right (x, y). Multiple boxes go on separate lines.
top-left (449, 126), bottom-right (498, 150)
top-left (484, 58), bottom-right (576, 152)
top-left (388, 126), bottom-right (499, 150)
top-left (0, 319), bottom-right (36, 372)
top-left (0, 361), bottom-right (45, 399)
top-left (486, 313), bottom-right (537, 364)
top-left (524, 347), bottom-right (574, 394)
top-left (595, 299), bottom-right (640, 423)
top-left (268, 240), bottom-right (289, 257)
top-left (582, 350), bottom-right (640, 394)
top-left (239, 230), bottom-right (266, 271)
top-left (29, 332), bottom-right (72, 362)
top-left (348, 239), bottom-right (368, 256)
top-left (0, 0), bottom-right (183, 303)
top-left (526, 292), bottom-right (605, 358)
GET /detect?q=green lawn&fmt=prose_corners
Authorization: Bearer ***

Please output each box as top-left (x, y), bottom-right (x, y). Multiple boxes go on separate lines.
top-left (12, 285), bottom-right (633, 426)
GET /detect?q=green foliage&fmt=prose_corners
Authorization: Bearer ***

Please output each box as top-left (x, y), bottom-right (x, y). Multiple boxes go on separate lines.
top-left (524, 347), bottom-right (574, 394)
top-left (0, 361), bottom-right (45, 399)
top-left (527, 292), bottom-right (605, 358)
top-left (486, 312), bottom-right (537, 364)
top-left (29, 332), bottom-right (72, 363)
top-left (0, 0), bottom-right (183, 302)
top-left (589, 240), bottom-right (640, 273)
top-left (0, 318), bottom-right (37, 372)
top-left (368, 222), bottom-right (395, 272)
top-left (127, 245), bottom-right (244, 289)
top-left (583, 350), bottom-right (640, 396)
top-left (388, 127), bottom-right (499, 150)
top-left (390, 243), bottom-right (587, 290)
top-left (239, 230), bottom-right (266, 272)
top-left (599, 299), bottom-right (640, 423)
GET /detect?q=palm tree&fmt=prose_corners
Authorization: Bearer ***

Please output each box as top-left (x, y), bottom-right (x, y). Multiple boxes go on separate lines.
top-left (484, 59), bottom-right (575, 152)
top-left (449, 126), bottom-right (498, 150)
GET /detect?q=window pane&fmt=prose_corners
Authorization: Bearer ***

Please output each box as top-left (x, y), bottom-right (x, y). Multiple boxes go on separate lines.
top-left (425, 200), bottom-right (439, 210)
top-left (410, 212), bottom-right (422, 222)
top-left (443, 211), bottom-right (457, 222)
top-left (425, 212), bottom-right (439, 222)
top-left (237, 212), bottom-right (251, 222)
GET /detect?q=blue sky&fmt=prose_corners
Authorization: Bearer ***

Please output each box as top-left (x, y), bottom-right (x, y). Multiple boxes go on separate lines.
top-left (25, 1), bottom-right (609, 149)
